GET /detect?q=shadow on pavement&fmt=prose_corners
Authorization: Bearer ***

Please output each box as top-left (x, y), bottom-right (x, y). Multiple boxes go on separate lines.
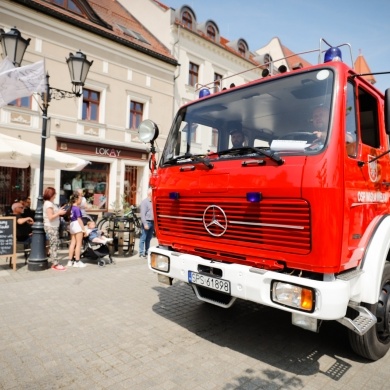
top-left (152, 280), bottom-right (364, 384)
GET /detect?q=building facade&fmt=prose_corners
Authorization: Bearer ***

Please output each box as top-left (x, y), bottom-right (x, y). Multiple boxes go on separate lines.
top-left (127, 0), bottom-right (265, 115)
top-left (0, 0), bottom-right (177, 216)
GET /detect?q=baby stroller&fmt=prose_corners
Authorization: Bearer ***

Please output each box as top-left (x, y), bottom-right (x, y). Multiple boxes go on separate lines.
top-left (81, 235), bottom-right (114, 267)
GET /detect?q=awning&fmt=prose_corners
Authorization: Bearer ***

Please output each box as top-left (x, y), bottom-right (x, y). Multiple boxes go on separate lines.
top-left (0, 133), bottom-right (90, 171)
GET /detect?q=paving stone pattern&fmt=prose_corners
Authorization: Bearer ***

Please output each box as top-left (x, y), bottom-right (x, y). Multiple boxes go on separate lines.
top-left (1, 238), bottom-right (390, 389)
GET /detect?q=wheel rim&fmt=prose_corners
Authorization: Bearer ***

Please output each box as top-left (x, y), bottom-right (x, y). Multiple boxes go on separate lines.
top-left (376, 282), bottom-right (390, 342)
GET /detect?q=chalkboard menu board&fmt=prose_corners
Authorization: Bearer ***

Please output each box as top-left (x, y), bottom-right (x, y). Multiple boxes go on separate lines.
top-left (0, 217), bottom-right (16, 258)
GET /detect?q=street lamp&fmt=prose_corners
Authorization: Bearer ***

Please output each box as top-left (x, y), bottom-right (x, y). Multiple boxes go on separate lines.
top-left (0, 27), bottom-right (93, 271)
top-left (0, 27), bottom-right (30, 67)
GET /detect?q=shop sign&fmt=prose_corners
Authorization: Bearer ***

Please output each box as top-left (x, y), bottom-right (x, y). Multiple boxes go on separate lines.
top-left (95, 147), bottom-right (121, 158)
top-left (57, 137), bottom-right (146, 160)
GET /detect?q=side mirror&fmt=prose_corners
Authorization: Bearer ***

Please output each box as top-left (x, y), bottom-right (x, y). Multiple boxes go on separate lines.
top-left (138, 119), bottom-right (159, 143)
top-left (385, 89), bottom-right (390, 135)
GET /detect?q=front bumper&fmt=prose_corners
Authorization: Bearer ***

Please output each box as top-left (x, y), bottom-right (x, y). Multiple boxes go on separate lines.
top-left (148, 246), bottom-right (353, 320)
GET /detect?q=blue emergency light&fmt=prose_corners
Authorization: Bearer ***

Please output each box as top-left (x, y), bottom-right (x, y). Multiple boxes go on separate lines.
top-left (199, 88), bottom-right (211, 98)
top-left (169, 192), bottom-right (180, 200)
top-left (246, 192), bottom-right (262, 203)
top-left (324, 47), bottom-right (342, 63)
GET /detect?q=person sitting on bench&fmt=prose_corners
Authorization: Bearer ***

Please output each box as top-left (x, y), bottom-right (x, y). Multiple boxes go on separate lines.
top-left (11, 202), bottom-right (34, 246)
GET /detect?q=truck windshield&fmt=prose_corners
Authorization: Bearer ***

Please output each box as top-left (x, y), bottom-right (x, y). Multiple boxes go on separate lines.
top-left (162, 68), bottom-right (334, 165)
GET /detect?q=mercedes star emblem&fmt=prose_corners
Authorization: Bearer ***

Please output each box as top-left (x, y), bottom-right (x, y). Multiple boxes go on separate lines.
top-left (203, 205), bottom-right (228, 237)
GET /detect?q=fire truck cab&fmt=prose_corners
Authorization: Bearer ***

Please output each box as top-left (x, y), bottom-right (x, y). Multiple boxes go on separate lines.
top-left (139, 41), bottom-right (390, 360)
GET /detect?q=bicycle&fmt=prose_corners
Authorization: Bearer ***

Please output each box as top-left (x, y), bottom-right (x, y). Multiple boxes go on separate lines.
top-left (97, 205), bottom-right (141, 238)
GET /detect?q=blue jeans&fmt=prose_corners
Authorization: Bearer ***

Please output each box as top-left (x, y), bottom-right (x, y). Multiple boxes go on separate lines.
top-left (139, 221), bottom-right (154, 255)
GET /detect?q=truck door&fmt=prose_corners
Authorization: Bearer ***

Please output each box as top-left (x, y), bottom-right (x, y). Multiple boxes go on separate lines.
top-left (344, 82), bottom-right (390, 262)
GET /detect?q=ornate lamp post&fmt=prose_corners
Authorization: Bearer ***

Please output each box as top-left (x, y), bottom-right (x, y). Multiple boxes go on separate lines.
top-left (0, 27), bottom-right (93, 271)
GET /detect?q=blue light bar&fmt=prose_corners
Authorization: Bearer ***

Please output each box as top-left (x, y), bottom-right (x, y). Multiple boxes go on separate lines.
top-left (199, 88), bottom-right (211, 98)
top-left (324, 47), bottom-right (342, 63)
top-left (169, 192), bottom-right (180, 200)
top-left (246, 192), bottom-right (262, 202)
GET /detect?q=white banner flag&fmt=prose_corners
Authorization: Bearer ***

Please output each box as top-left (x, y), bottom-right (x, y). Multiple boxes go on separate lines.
top-left (0, 57), bottom-right (15, 73)
top-left (0, 60), bottom-right (46, 107)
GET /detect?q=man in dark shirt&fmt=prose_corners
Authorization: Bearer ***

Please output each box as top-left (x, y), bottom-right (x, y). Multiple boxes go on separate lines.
top-left (11, 202), bottom-right (34, 245)
top-left (21, 196), bottom-right (35, 219)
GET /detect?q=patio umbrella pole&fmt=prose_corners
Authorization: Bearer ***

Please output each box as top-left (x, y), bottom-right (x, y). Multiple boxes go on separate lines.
top-left (28, 74), bottom-right (50, 271)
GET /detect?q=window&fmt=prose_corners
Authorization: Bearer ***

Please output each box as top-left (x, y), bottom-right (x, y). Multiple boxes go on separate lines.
top-left (346, 82), bottom-right (358, 157)
top-left (189, 123), bottom-right (197, 143)
top-left (214, 73), bottom-right (222, 93)
top-left (117, 25), bottom-right (150, 45)
top-left (82, 89), bottom-right (100, 121)
top-left (238, 42), bottom-right (246, 57)
top-left (358, 87), bottom-right (380, 148)
top-left (207, 25), bottom-right (216, 41)
top-left (60, 162), bottom-right (109, 211)
top-left (182, 11), bottom-right (193, 29)
top-left (8, 96), bottom-right (31, 108)
top-left (130, 101), bottom-right (143, 129)
top-left (48, 0), bottom-right (84, 15)
top-left (211, 128), bottom-right (218, 147)
top-left (189, 62), bottom-right (199, 87)
top-left (0, 166), bottom-right (31, 216)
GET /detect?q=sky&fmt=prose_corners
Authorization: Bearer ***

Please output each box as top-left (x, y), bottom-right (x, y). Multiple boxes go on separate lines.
top-left (165, 0), bottom-right (390, 93)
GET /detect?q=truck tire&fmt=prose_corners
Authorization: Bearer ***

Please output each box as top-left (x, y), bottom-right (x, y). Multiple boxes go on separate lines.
top-left (348, 262), bottom-right (390, 360)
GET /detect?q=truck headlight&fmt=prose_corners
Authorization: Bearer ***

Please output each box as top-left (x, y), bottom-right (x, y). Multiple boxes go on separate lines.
top-left (271, 281), bottom-right (315, 312)
top-left (150, 253), bottom-right (170, 272)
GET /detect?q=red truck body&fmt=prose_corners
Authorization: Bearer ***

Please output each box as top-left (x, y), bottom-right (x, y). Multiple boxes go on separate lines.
top-left (140, 44), bottom-right (390, 360)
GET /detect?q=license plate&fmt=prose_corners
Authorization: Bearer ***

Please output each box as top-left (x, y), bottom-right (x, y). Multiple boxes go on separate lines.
top-left (188, 271), bottom-right (231, 294)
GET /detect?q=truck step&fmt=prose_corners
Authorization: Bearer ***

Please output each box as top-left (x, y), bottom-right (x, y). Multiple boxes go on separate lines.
top-left (337, 304), bottom-right (377, 335)
top-left (336, 268), bottom-right (363, 281)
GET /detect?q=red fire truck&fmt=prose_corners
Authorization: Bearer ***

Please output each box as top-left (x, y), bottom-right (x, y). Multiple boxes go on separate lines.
top-left (138, 40), bottom-right (390, 360)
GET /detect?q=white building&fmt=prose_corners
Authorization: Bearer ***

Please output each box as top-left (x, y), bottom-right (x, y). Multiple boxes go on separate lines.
top-left (127, 1), bottom-right (265, 113)
top-left (0, 0), bottom-right (177, 215)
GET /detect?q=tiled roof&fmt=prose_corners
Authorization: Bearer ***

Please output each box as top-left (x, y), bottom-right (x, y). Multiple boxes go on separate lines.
top-left (151, 0), bottom-right (170, 11)
top-left (281, 45), bottom-right (312, 70)
top-left (354, 52), bottom-right (376, 84)
top-left (13, 0), bottom-right (176, 65)
top-left (173, 20), bottom-right (260, 67)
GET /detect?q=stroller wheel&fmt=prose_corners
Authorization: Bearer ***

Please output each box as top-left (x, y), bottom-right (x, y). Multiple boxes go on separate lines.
top-left (98, 259), bottom-right (105, 267)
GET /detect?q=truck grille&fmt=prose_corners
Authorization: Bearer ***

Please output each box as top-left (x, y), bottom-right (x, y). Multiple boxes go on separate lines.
top-left (156, 198), bottom-right (311, 256)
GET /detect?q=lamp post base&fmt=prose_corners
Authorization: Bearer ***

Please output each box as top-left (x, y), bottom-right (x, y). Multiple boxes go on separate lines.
top-left (28, 197), bottom-right (49, 271)
top-left (28, 259), bottom-right (49, 271)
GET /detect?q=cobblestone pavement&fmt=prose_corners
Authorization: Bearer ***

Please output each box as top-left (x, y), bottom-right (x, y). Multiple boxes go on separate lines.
top-left (1, 238), bottom-right (390, 389)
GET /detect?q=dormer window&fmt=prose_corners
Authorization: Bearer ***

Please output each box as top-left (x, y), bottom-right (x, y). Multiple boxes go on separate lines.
top-left (117, 25), bottom-right (150, 45)
top-left (198, 20), bottom-right (219, 43)
top-left (182, 11), bottom-right (193, 29)
top-left (46, 0), bottom-right (111, 28)
top-left (226, 38), bottom-right (249, 59)
top-left (207, 25), bottom-right (216, 41)
top-left (238, 42), bottom-right (246, 56)
top-left (48, 0), bottom-right (84, 16)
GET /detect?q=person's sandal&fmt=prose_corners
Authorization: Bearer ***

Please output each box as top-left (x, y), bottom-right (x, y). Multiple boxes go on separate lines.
top-left (51, 264), bottom-right (66, 271)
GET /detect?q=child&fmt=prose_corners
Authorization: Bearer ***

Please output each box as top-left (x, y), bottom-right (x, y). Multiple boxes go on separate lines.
top-left (85, 220), bottom-right (113, 245)
top-left (67, 191), bottom-right (87, 268)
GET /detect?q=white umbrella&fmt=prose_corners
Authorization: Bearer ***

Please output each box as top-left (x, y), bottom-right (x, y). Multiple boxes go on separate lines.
top-left (0, 133), bottom-right (89, 171)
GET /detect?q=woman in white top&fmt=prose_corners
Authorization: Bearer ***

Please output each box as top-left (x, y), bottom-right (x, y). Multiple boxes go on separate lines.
top-left (43, 187), bottom-right (67, 271)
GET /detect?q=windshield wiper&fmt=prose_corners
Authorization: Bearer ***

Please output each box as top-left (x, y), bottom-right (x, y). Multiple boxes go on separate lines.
top-left (163, 153), bottom-right (214, 169)
top-left (218, 147), bottom-right (284, 165)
